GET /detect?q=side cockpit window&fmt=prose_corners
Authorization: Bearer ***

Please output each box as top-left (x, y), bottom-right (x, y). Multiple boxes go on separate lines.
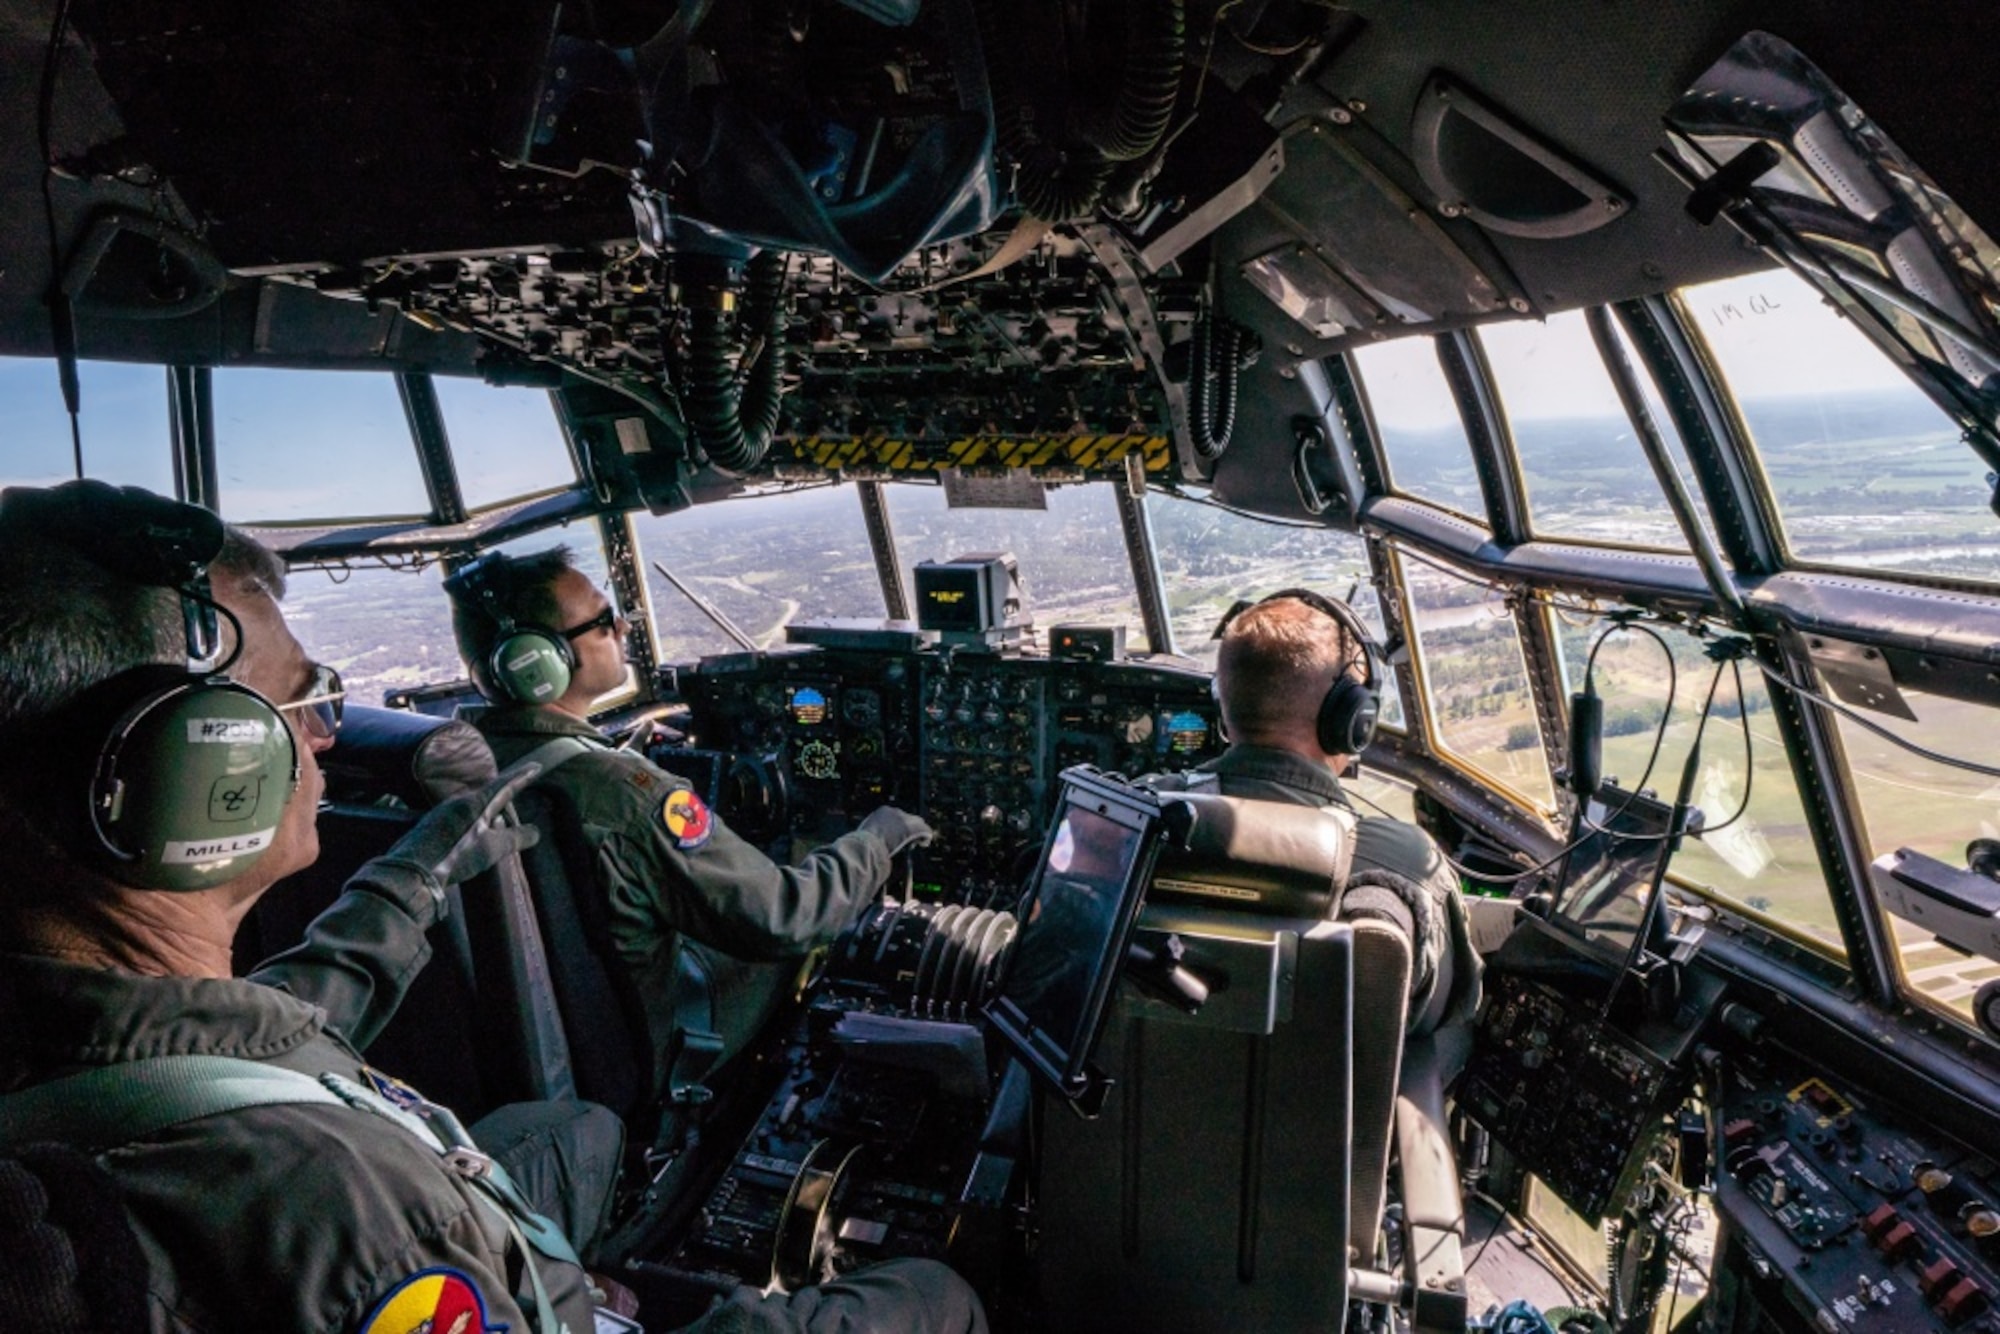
top-left (1554, 614), bottom-right (1840, 960)
top-left (1685, 267), bottom-right (1998, 584)
top-left (1837, 689), bottom-right (2000, 1020)
top-left (1397, 549), bottom-right (1553, 810)
top-left (1351, 337), bottom-right (1485, 522)
top-left (1, 356), bottom-right (174, 495)
top-left (280, 563), bottom-right (455, 711)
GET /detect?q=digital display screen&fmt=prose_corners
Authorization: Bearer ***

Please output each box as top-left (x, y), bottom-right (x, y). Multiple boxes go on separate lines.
top-left (1552, 789), bottom-right (1679, 956)
top-left (788, 685), bottom-right (830, 726)
top-left (998, 804), bottom-right (1145, 1080)
top-left (914, 560), bottom-right (1008, 634)
top-left (924, 582), bottom-right (971, 621)
top-left (1162, 710), bottom-right (1209, 755)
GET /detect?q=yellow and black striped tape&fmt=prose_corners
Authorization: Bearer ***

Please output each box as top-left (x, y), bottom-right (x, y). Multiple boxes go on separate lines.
top-left (781, 433), bottom-right (1174, 474)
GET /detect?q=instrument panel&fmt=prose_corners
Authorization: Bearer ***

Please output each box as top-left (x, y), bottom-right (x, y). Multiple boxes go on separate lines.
top-left (1460, 971), bottom-right (1691, 1223)
top-left (1716, 1044), bottom-right (2000, 1330)
top-left (672, 643), bottom-right (1222, 909)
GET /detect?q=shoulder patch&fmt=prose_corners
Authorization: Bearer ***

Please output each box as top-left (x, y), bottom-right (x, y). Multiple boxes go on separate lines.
top-left (360, 1268), bottom-right (499, 1334)
top-left (661, 787), bottom-right (713, 850)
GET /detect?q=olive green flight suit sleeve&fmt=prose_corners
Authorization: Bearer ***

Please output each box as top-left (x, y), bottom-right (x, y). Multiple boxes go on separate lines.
top-left (554, 751), bottom-right (895, 966)
top-left (1345, 816), bottom-right (1484, 1035)
top-left (248, 861), bottom-right (443, 1052)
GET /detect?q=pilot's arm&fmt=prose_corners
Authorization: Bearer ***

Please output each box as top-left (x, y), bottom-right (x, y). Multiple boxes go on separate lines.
top-left (557, 749), bottom-right (925, 965)
top-left (248, 854), bottom-right (445, 1051)
top-left (251, 769), bottom-right (541, 1049)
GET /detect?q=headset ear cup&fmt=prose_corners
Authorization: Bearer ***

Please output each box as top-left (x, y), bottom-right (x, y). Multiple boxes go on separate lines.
top-left (1317, 680), bottom-right (1381, 756)
top-left (489, 629), bottom-right (575, 704)
top-left (85, 671), bottom-right (299, 891)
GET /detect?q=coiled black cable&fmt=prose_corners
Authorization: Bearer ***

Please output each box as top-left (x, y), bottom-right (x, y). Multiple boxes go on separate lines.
top-left (977, 0), bottom-right (1185, 219)
top-left (684, 250), bottom-right (790, 474)
top-left (1187, 315), bottom-right (1261, 459)
top-left (995, 98), bottom-right (1115, 221)
top-left (1070, 0), bottom-right (1186, 163)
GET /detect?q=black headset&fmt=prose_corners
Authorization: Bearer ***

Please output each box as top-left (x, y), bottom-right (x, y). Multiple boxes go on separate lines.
top-left (1213, 587), bottom-right (1383, 756)
top-left (1, 481), bottom-right (300, 892)
top-left (443, 552), bottom-right (575, 705)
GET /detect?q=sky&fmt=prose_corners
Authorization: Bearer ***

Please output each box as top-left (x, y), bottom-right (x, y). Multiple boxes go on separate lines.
top-left (1351, 266), bottom-right (1928, 433)
top-left (0, 361), bottom-right (574, 521)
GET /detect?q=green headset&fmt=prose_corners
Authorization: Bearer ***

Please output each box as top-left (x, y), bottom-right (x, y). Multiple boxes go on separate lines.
top-left (443, 553), bottom-right (575, 704)
top-left (2, 481), bottom-right (300, 892)
top-left (1212, 587), bottom-right (1383, 756)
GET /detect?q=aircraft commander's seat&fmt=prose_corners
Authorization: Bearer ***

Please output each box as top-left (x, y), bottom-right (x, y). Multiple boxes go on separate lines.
top-left (1034, 791), bottom-right (1466, 1334)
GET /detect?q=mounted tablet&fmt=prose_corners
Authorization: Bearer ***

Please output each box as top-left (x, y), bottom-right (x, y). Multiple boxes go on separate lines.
top-left (1549, 783), bottom-right (1693, 964)
top-left (986, 767), bottom-right (1168, 1114)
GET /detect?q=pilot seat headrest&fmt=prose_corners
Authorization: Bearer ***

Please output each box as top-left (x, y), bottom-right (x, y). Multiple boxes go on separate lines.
top-left (1149, 792), bottom-right (1358, 919)
top-left (318, 705), bottom-right (499, 809)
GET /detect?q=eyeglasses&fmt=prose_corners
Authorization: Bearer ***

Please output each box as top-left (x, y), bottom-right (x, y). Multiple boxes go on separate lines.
top-left (276, 663), bottom-right (345, 739)
top-left (559, 605), bottom-right (624, 642)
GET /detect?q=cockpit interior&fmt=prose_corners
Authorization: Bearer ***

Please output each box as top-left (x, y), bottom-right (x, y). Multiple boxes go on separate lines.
top-left (7, 1), bottom-right (2000, 1330)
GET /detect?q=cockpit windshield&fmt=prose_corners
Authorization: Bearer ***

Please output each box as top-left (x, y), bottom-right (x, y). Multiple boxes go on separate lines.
top-left (638, 485), bottom-right (887, 657)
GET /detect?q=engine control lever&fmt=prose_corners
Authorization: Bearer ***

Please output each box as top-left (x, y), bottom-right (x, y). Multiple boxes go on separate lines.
top-left (1124, 932), bottom-right (1212, 1014)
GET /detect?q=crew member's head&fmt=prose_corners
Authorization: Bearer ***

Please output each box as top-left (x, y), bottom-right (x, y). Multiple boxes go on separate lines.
top-left (0, 482), bottom-right (338, 949)
top-left (1214, 594), bottom-right (1372, 769)
top-left (446, 546), bottom-right (629, 717)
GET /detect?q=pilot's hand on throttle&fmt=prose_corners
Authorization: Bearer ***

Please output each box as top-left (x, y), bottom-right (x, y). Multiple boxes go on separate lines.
top-left (859, 805), bottom-right (934, 859)
top-left (366, 763), bottom-right (545, 908)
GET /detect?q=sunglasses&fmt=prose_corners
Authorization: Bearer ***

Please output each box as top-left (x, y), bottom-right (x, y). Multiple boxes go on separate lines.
top-left (560, 605), bottom-right (624, 642)
top-left (275, 662), bottom-right (345, 739)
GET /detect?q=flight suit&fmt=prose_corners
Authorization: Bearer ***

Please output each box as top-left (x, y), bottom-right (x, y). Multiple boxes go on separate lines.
top-left (475, 705), bottom-right (989, 1332)
top-left (0, 866), bottom-right (603, 1334)
top-left (1142, 743), bottom-right (1482, 1034)
top-left (475, 705), bottom-right (897, 1082)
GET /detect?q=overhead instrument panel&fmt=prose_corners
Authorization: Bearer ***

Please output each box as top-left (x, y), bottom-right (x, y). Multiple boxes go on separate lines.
top-left (771, 241), bottom-right (1177, 482)
top-left (674, 644), bottom-right (1221, 910)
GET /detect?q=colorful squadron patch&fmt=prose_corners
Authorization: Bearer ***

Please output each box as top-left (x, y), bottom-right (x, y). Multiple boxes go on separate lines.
top-left (661, 787), bottom-right (713, 851)
top-left (360, 1268), bottom-right (499, 1334)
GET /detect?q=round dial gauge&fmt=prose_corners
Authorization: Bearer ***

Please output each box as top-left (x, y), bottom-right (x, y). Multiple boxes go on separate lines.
top-left (843, 689), bottom-right (881, 728)
top-left (795, 740), bottom-right (840, 780)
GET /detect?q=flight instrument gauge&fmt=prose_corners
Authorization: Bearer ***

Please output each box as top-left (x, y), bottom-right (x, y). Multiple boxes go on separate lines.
top-left (795, 739), bottom-right (840, 780)
top-left (843, 688), bottom-right (882, 728)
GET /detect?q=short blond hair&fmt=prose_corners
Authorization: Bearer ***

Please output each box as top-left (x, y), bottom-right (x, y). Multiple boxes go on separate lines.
top-left (1215, 597), bottom-right (1364, 742)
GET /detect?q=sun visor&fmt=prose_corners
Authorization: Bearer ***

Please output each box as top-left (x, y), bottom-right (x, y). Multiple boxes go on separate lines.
top-left (1215, 116), bottom-right (1530, 364)
top-left (1663, 32), bottom-right (2000, 464)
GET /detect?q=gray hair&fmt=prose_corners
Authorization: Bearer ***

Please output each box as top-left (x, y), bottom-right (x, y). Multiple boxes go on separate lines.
top-left (0, 507), bottom-right (286, 736)
top-left (215, 524), bottom-right (288, 601)
top-left (0, 523), bottom-right (183, 734)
